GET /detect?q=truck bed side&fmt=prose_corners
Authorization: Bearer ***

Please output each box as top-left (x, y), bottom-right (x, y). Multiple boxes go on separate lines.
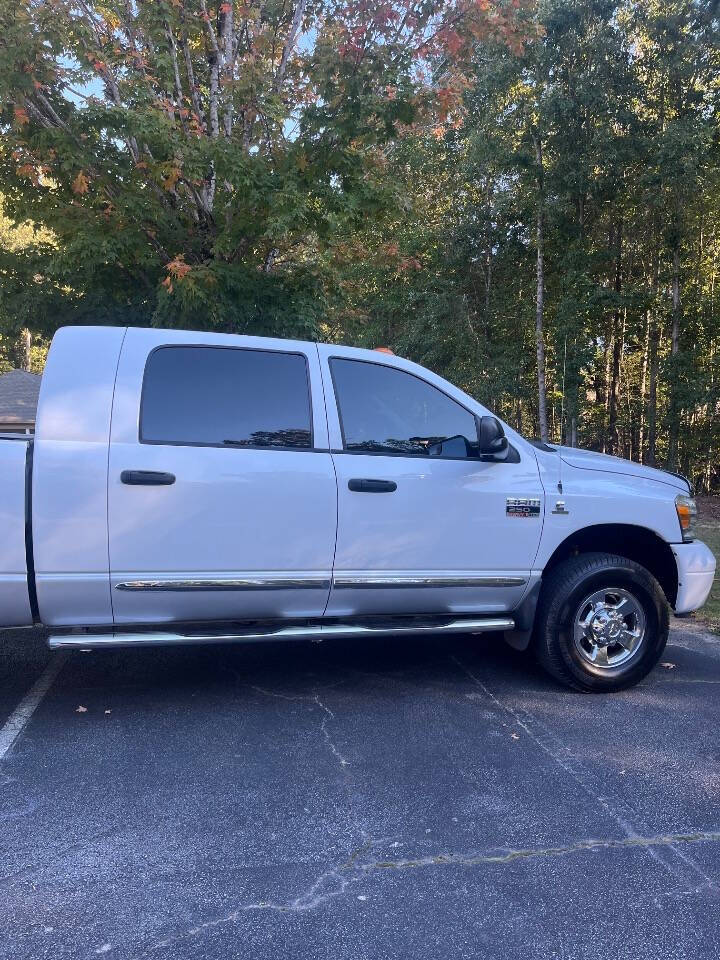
top-left (0, 437), bottom-right (33, 627)
top-left (32, 326), bottom-right (127, 626)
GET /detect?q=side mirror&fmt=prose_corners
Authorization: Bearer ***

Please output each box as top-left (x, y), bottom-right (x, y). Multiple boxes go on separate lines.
top-left (427, 435), bottom-right (476, 459)
top-left (476, 416), bottom-right (510, 461)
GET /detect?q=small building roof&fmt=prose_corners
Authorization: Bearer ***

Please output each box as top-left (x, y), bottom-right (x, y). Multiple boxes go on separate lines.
top-left (0, 369), bottom-right (42, 424)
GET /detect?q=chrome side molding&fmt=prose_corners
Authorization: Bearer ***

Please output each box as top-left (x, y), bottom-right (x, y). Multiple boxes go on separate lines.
top-left (115, 577), bottom-right (331, 592)
top-left (48, 616), bottom-right (515, 649)
top-left (332, 575), bottom-right (526, 589)
top-left (115, 575), bottom-right (526, 592)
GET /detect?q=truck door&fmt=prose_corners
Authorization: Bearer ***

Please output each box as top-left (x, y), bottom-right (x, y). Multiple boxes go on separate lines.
top-left (108, 329), bottom-right (337, 625)
top-left (319, 348), bottom-right (544, 618)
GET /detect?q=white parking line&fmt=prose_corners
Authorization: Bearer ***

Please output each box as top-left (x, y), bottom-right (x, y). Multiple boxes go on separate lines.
top-left (0, 653), bottom-right (67, 760)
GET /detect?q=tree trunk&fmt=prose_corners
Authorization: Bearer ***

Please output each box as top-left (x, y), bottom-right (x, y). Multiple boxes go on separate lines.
top-left (563, 340), bottom-right (578, 449)
top-left (647, 80), bottom-right (666, 469)
top-left (483, 177), bottom-right (493, 342)
top-left (21, 329), bottom-right (32, 371)
top-left (208, 49), bottom-right (220, 139)
top-left (646, 242), bottom-right (660, 467)
top-left (533, 132), bottom-right (549, 443)
top-left (667, 243), bottom-right (681, 470)
top-left (639, 304), bottom-right (651, 461)
top-left (622, 310), bottom-right (632, 459)
top-left (607, 222), bottom-right (623, 455)
top-left (484, 248), bottom-right (492, 341)
top-left (647, 328), bottom-right (660, 466)
top-left (602, 324), bottom-right (612, 453)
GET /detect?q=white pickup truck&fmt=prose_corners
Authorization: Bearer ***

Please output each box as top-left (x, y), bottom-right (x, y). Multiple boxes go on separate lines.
top-left (0, 326), bottom-right (715, 691)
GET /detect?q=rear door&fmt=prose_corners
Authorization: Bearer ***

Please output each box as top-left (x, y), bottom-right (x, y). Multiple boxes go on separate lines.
top-left (319, 347), bottom-right (544, 618)
top-left (108, 329), bottom-right (337, 625)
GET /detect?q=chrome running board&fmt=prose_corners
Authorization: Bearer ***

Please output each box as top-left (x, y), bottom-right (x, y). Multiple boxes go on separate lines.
top-left (48, 616), bottom-right (515, 649)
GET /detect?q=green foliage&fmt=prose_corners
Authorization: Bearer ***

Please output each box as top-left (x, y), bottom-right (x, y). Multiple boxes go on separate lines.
top-left (1, 0), bottom-right (720, 487)
top-left (324, 0), bottom-right (720, 487)
top-left (0, 0), bottom-right (529, 337)
top-left (0, 0), bottom-right (451, 338)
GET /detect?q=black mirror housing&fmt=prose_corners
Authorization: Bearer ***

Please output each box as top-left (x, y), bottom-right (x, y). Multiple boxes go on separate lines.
top-left (476, 416), bottom-right (510, 461)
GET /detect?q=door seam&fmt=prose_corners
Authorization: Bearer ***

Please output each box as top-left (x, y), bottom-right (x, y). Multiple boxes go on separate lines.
top-left (106, 326), bottom-right (129, 625)
top-left (315, 344), bottom-right (340, 617)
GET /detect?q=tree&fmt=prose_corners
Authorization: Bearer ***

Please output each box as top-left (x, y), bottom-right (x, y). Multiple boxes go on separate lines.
top-left (0, 195), bottom-right (55, 370)
top-left (0, 0), bottom-right (533, 337)
top-left (625, 0), bottom-right (720, 471)
top-left (2, 0), bottom-right (720, 489)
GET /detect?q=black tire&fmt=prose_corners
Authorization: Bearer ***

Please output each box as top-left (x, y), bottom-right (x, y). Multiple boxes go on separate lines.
top-left (532, 552), bottom-right (669, 692)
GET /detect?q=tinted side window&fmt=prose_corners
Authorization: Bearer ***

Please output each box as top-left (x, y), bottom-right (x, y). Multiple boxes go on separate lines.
top-left (330, 358), bottom-right (477, 456)
top-left (141, 346), bottom-right (312, 448)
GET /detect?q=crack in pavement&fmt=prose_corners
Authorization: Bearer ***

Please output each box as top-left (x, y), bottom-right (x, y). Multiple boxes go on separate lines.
top-left (133, 838), bottom-right (389, 957)
top-left (360, 830), bottom-right (720, 873)
top-left (135, 828), bottom-right (720, 956)
top-left (659, 679), bottom-right (720, 684)
top-left (315, 698), bottom-right (350, 767)
top-left (451, 654), bottom-right (720, 895)
top-left (133, 680), bottom-right (374, 958)
top-left (132, 641), bottom-right (720, 956)
top-left (248, 685), bottom-right (349, 767)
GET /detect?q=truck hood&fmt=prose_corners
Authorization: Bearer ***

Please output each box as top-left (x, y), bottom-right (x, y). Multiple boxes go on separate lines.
top-left (557, 446), bottom-right (690, 493)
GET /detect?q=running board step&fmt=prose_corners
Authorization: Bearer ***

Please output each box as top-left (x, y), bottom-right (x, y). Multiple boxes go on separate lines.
top-left (48, 617), bottom-right (515, 649)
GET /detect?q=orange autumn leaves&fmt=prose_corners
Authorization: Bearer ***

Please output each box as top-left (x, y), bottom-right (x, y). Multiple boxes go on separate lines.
top-left (383, 242), bottom-right (422, 273)
top-left (337, 0), bottom-right (538, 64)
top-left (72, 171), bottom-right (89, 195)
top-left (162, 255), bottom-right (192, 293)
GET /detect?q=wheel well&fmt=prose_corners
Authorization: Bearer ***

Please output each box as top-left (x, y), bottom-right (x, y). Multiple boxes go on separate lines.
top-left (543, 524), bottom-right (678, 606)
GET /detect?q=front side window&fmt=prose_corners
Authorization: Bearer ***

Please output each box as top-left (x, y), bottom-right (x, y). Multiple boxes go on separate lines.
top-left (141, 346), bottom-right (312, 448)
top-left (330, 358), bottom-right (477, 456)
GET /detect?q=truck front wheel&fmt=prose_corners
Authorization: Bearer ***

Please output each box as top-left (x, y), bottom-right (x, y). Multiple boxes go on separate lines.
top-left (533, 552), bottom-right (669, 692)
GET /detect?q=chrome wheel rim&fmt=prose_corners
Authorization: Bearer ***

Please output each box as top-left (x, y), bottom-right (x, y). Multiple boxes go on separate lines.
top-left (573, 588), bottom-right (646, 670)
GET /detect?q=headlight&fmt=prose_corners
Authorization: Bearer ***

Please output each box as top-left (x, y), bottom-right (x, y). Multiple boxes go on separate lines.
top-left (675, 494), bottom-right (697, 542)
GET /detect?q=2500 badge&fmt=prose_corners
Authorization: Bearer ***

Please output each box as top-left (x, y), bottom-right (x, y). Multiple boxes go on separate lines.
top-left (506, 497), bottom-right (541, 518)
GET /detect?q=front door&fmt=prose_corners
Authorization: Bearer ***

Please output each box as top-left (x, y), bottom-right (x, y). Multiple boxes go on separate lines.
top-left (108, 329), bottom-right (337, 625)
top-left (319, 348), bottom-right (544, 618)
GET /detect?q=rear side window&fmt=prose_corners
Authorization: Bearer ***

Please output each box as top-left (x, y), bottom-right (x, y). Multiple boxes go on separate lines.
top-left (141, 346), bottom-right (312, 449)
top-left (330, 358), bottom-right (477, 455)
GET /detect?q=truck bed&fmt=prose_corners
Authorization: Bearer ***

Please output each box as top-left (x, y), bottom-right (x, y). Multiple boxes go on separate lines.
top-left (0, 436), bottom-right (33, 627)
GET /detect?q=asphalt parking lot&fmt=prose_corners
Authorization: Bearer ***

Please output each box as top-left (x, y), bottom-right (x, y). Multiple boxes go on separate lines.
top-left (1, 621), bottom-right (719, 960)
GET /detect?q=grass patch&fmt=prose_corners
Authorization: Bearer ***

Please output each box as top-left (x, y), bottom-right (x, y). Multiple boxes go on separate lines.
top-left (693, 521), bottom-right (720, 633)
